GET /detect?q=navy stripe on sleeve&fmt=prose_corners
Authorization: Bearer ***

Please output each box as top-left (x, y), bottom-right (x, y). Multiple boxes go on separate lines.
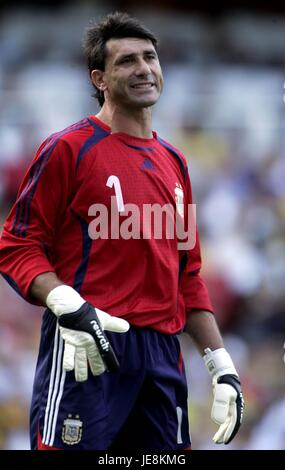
top-left (76, 119), bottom-right (109, 170)
top-left (23, 143), bottom-right (62, 237)
top-left (17, 140), bottom-right (58, 238)
top-left (158, 137), bottom-right (187, 181)
top-left (12, 121), bottom-right (90, 238)
top-left (12, 163), bottom-right (36, 235)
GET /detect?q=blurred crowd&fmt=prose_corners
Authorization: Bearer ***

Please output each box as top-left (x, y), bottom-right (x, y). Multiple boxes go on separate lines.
top-left (0, 3), bottom-right (285, 449)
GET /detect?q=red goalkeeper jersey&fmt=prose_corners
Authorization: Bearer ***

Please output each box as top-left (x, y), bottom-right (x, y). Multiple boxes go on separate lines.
top-left (0, 116), bottom-right (213, 334)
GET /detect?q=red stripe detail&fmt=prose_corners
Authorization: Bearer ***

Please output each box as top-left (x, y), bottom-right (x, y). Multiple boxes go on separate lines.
top-left (37, 431), bottom-right (62, 450)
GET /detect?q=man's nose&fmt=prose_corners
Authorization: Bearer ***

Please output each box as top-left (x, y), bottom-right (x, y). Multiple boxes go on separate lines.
top-left (135, 58), bottom-right (151, 76)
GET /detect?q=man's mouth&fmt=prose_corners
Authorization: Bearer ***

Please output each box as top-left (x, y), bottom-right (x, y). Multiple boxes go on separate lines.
top-left (130, 82), bottom-right (155, 89)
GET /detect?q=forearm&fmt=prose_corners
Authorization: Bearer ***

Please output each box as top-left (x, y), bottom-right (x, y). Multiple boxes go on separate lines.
top-left (185, 309), bottom-right (224, 355)
top-left (30, 272), bottom-right (64, 305)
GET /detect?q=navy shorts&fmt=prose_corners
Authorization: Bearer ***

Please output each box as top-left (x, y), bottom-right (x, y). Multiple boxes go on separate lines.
top-left (31, 310), bottom-right (191, 450)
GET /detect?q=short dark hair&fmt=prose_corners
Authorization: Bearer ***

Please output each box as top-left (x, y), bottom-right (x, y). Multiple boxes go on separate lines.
top-left (82, 12), bottom-right (158, 107)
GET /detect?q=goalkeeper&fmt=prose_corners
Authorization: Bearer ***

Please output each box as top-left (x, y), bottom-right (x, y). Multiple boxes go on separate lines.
top-left (0, 12), bottom-right (244, 450)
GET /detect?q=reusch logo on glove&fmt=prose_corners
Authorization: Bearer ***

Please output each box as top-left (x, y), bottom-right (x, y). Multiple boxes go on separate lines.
top-left (90, 319), bottom-right (110, 351)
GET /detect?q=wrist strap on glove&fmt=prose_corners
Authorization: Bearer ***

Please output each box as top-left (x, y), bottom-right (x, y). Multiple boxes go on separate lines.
top-left (46, 286), bottom-right (120, 372)
top-left (58, 302), bottom-right (119, 372)
top-left (203, 347), bottom-right (238, 380)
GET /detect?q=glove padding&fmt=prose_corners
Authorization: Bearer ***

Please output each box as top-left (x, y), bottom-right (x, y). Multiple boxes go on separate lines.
top-left (58, 302), bottom-right (129, 381)
top-left (203, 347), bottom-right (244, 445)
top-left (46, 285), bottom-right (129, 382)
top-left (211, 374), bottom-right (244, 444)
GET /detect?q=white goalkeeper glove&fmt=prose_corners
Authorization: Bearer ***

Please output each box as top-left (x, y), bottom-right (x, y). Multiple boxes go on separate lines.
top-left (203, 347), bottom-right (244, 445)
top-left (46, 285), bottom-right (130, 382)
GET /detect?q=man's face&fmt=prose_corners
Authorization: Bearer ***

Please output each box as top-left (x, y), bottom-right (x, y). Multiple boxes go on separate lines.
top-left (102, 37), bottom-right (163, 109)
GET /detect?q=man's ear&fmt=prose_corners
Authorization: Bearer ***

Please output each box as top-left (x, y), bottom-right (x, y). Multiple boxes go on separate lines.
top-left (91, 70), bottom-right (107, 92)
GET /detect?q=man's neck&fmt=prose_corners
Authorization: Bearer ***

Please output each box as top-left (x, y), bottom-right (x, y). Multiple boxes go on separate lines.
top-left (96, 102), bottom-right (153, 139)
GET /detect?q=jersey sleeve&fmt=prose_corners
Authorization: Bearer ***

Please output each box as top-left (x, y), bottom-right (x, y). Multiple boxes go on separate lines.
top-left (0, 137), bottom-right (74, 304)
top-left (180, 166), bottom-right (214, 315)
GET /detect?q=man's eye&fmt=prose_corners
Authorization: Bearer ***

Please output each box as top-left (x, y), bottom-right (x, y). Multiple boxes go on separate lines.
top-left (121, 57), bottom-right (133, 64)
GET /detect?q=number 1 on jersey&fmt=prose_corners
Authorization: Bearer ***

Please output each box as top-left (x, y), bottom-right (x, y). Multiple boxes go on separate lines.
top-left (106, 175), bottom-right (125, 212)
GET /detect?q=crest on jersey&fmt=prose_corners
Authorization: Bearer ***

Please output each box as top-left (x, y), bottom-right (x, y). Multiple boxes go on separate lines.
top-left (62, 414), bottom-right (83, 445)
top-left (174, 183), bottom-right (184, 219)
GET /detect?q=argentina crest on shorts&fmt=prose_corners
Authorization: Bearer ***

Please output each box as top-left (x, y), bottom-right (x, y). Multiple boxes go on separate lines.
top-left (62, 415), bottom-right (83, 445)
